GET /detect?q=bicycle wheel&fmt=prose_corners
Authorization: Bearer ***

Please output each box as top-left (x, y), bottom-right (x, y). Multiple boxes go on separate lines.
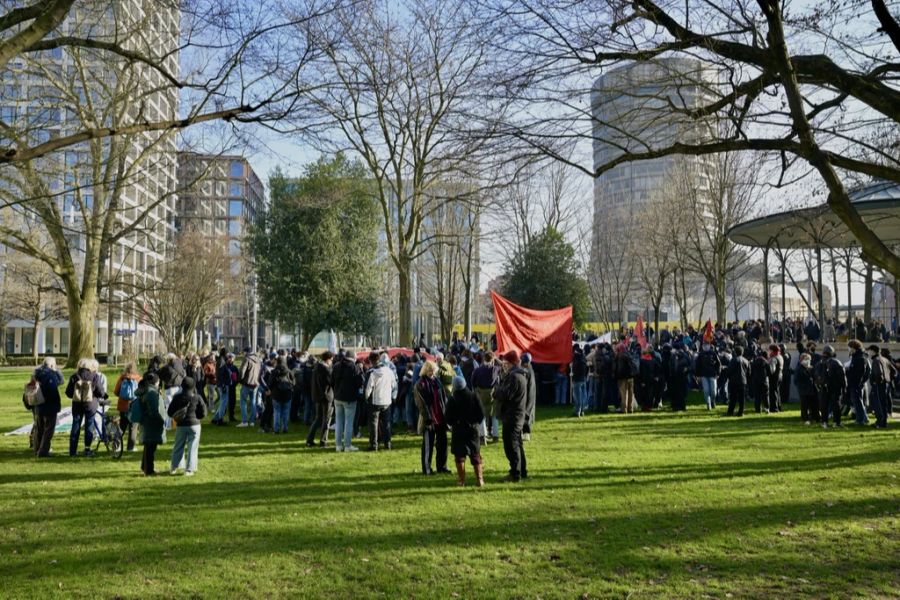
top-left (108, 424), bottom-right (124, 459)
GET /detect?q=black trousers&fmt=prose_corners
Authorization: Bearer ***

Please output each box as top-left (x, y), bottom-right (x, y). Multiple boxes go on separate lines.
top-left (34, 413), bottom-right (57, 456)
top-left (421, 424), bottom-right (448, 474)
top-left (820, 391), bottom-right (842, 425)
top-left (228, 386), bottom-right (237, 422)
top-left (306, 401), bottom-right (333, 444)
top-left (768, 380), bottom-right (782, 412)
top-left (753, 388), bottom-right (769, 413)
top-left (141, 442), bottom-right (158, 474)
top-left (368, 405), bottom-right (391, 448)
top-left (727, 387), bottom-right (745, 416)
top-left (261, 396), bottom-right (273, 432)
top-left (119, 412), bottom-right (139, 451)
top-left (800, 393), bottom-right (819, 422)
top-left (502, 420), bottom-right (527, 480)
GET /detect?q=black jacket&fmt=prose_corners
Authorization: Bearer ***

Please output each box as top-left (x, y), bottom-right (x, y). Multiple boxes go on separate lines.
top-left (847, 349), bottom-right (868, 388)
top-left (266, 364), bottom-right (295, 402)
top-left (331, 358), bottom-right (362, 403)
top-left (749, 356), bottom-right (770, 394)
top-left (727, 356), bottom-right (751, 390)
top-left (311, 361), bottom-right (333, 404)
top-left (65, 368), bottom-right (104, 412)
top-left (794, 362), bottom-right (816, 397)
top-left (695, 350), bottom-right (722, 378)
top-left (167, 390), bottom-right (207, 426)
top-left (614, 352), bottom-right (636, 380)
top-left (494, 365), bottom-right (528, 425)
top-left (159, 361), bottom-right (186, 389)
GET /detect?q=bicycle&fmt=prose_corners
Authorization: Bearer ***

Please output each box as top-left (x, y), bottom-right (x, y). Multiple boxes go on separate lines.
top-left (88, 399), bottom-right (124, 459)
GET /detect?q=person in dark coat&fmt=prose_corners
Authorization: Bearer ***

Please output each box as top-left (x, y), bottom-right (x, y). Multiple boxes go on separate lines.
top-left (868, 344), bottom-right (896, 429)
top-left (445, 376), bottom-right (485, 487)
top-left (414, 360), bottom-right (449, 475)
top-left (779, 343), bottom-right (792, 408)
top-left (767, 344), bottom-right (784, 413)
top-left (167, 377), bottom-right (207, 475)
top-left (137, 374), bottom-right (166, 476)
top-left (266, 357), bottom-right (295, 434)
top-left (668, 347), bottom-right (690, 412)
top-left (212, 353), bottom-right (238, 425)
top-left (726, 346), bottom-right (750, 416)
top-left (750, 350), bottom-right (770, 413)
top-left (846, 339), bottom-right (870, 425)
top-left (493, 350), bottom-right (528, 483)
top-left (32, 357), bottom-right (64, 457)
top-left (636, 346), bottom-right (660, 412)
top-left (64, 358), bottom-right (106, 457)
top-left (817, 345), bottom-right (847, 428)
top-left (794, 353), bottom-right (819, 424)
top-left (306, 352), bottom-right (335, 447)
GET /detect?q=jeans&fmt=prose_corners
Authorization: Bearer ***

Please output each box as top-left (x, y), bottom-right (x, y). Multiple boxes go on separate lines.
top-left (334, 400), bottom-right (357, 449)
top-left (405, 388), bottom-right (417, 430)
top-left (368, 404), bottom-right (392, 448)
top-left (307, 401), bottom-right (333, 445)
top-left (240, 385), bottom-right (257, 424)
top-left (214, 386), bottom-right (230, 421)
top-left (69, 405), bottom-right (97, 455)
top-left (391, 401), bottom-right (405, 425)
top-left (206, 384), bottom-right (219, 413)
top-left (700, 377), bottom-right (717, 409)
top-left (870, 383), bottom-right (889, 427)
top-left (555, 373), bottom-right (568, 405)
top-left (590, 378), bottom-right (601, 411)
top-left (35, 412), bottom-right (57, 456)
top-left (273, 399), bottom-right (291, 433)
top-left (302, 391), bottom-right (314, 425)
top-left (850, 386), bottom-right (869, 424)
top-left (170, 424), bottom-right (201, 472)
top-left (572, 380), bottom-right (587, 415)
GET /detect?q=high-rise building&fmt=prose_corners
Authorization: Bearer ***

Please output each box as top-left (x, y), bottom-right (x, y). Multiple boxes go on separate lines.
top-left (176, 154), bottom-right (266, 350)
top-left (0, 1), bottom-right (180, 357)
top-left (590, 58), bottom-right (718, 322)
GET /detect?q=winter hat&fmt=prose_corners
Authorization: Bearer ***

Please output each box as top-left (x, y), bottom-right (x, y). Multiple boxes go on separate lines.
top-left (452, 376), bottom-right (467, 392)
top-left (181, 377), bottom-right (196, 392)
top-left (521, 352), bottom-right (532, 364)
top-left (501, 350), bottom-right (520, 365)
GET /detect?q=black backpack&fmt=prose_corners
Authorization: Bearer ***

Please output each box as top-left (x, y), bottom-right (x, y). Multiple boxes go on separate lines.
top-left (628, 353), bottom-right (640, 377)
top-left (572, 355), bottom-right (588, 379)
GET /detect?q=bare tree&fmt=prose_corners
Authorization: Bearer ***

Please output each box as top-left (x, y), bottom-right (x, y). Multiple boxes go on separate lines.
top-left (633, 195), bottom-right (677, 338)
top-left (296, 0), bottom-right (504, 345)
top-left (483, 0), bottom-right (900, 277)
top-left (143, 233), bottom-right (232, 354)
top-left (4, 252), bottom-right (66, 360)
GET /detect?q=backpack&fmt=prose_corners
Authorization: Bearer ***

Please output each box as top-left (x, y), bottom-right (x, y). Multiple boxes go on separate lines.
top-left (813, 362), bottom-right (828, 389)
top-left (628, 353), bottom-right (640, 378)
top-left (119, 378), bottom-right (137, 401)
top-left (24, 378), bottom-right (44, 407)
top-left (73, 377), bottom-right (93, 403)
top-left (170, 397), bottom-right (194, 422)
top-left (128, 395), bottom-right (144, 424)
top-left (274, 373), bottom-right (293, 401)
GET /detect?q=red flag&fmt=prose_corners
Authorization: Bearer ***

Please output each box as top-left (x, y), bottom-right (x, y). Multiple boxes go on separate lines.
top-left (633, 315), bottom-right (647, 348)
top-left (702, 319), bottom-right (714, 344)
top-left (491, 291), bottom-right (573, 364)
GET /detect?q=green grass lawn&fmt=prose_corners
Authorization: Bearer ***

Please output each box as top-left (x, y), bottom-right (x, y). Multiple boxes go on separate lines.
top-left (0, 367), bottom-right (898, 599)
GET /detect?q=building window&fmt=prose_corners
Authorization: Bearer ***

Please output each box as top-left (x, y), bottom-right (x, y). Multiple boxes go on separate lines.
top-left (45, 328), bottom-right (54, 352)
top-left (21, 329), bottom-right (34, 355)
top-left (228, 240), bottom-right (240, 255)
top-left (228, 219), bottom-right (241, 236)
top-left (5, 328), bottom-right (14, 355)
top-left (228, 200), bottom-right (242, 217)
top-left (230, 160), bottom-right (244, 178)
top-left (230, 182), bottom-right (243, 197)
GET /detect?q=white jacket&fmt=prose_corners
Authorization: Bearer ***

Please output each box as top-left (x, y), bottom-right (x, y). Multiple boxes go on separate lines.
top-left (365, 364), bottom-right (397, 407)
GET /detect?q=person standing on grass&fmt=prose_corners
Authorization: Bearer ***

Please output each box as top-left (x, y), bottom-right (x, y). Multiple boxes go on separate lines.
top-left (114, 362), bottom-right (142, 452)
top-left (414, 360), bottom-right (449, 475)
top-left (306, 351), bottom-right (335, 448)
top-left (137, 373), bottom-right (166, 476)
top-left (817, 345), bottom-right (847, 429)
top-left (202, 353), bottom-right (218, 416)
top-left (472, 351), bottom-right (499, 443)
top-left (726, 346), bottom-right (750, 417)
top-left (867, 344), bottom-right (895, 429)
top-left (767, 344), bottom-right (784, 413)
top-left (750, 349), bottom-right (770, 414)
top-left (794, 353), bottom-right (819, 425)
top-left (492, 350), bottom-right (529, 483)
top-left (695, 343), bottom-right (721, 410)
top-left (158, 353), bottom-right (186, 428)
top-left (237, 347), bottom-right (262, 428)
top-left (365, 353), bottom-right (397, 451)
top-left (212, 353), bottom-right (239, 425)
top-left (846, 339), bottom-right (870, 425)
top-left (267, 356), bottom-right (295, 434)
top-left (521, 352), bottom-right (537, 440)
top-left (168, 377), bottom-right (207, 476)
top-left (571, 346), bottom-right (588, 417)
top-left (446, 376), bottom-right (485, 487)
top-left (65, 358), bottom-right (106, 457)
top-left (32, 357), bottom-right (64, 457)
top-left (637, 345), bottom-right (660, 412)
top-left (331, 350), bottom-right (363, 451)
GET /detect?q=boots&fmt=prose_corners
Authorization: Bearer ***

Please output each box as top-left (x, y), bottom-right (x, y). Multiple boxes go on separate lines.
top-left (474, 462), bottom-right (485, 488)
top-left (455, 459), bottom-right (466, 487)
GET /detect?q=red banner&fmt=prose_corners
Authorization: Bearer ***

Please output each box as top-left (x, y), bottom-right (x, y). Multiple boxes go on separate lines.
top-left (634, 315), bottom-right (647, 348)
top-left (702, 319), bottom-right (714, 344)
top-left (491, 291), bottom-right (573, 364)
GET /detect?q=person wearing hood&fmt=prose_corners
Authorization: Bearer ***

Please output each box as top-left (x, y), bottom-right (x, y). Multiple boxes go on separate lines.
top-left (167, 377), bottom-right (207, 476)
top-left (472, 352), bottom-right (499, 443)
top-left (137, 373), bottom-right (166, 476)
top-left (212, 353), bottom-right (239, 425)
top-left (493, 350), bottom-right (528, 483)
top-left (445, 376), bottom-right (485, 487)
top-left (794, 353), bottom-right (819, 424)
top-left (306, 351), bottom-right (335, 448)
top-left (238, 347), bottom-right (262, 428)
top-left (332, 349), bottom-right (364, 450)
top-left (435, 352), bottom-right (456, 397)
top-left (816, 345), bottom-right (847, 428)
top-left (64, 358), bottom-right (106, 457)
top-left (365, 353), bottom-right (397, 451)
top-left (266, 356), bottom-right (295, 434)
top-left (459, 349), bottom-right (476, 388)
top-left (726, 346), bottom-right (750, 417)
top-left (696, 343), bottom-right (722, 410)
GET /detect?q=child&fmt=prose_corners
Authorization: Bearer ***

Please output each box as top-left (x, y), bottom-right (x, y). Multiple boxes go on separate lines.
top-left (445, 376), bottom-right (485, 487)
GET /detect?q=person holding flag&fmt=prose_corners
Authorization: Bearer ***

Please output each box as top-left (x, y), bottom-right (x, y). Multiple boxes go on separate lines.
top-left (696, 320), bottom-right (721, 410)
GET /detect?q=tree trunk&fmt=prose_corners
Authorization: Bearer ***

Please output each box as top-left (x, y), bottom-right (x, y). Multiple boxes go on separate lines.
top-left (32, 316), bottom-right (41, 363)
top-left (864, 262), bottom-right (874, 323)
top-left (846, 257), bottom-right (853, 324)
top-left (815, 246), bottom-right (826, 329)
top-left (830, 253), bottom-right (839, 322)
top-left (762, 246), bottom-right (771, 341)
top-left (715, 278), bottom-right (726, 325)
top-left (398, 260), bottom-right (412, 347)
top-left (66, 293), bottom-right (97, 368)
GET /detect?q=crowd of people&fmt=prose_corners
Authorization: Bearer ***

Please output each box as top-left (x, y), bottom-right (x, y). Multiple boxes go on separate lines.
top-left (20, 317), bottom-right (897, 483)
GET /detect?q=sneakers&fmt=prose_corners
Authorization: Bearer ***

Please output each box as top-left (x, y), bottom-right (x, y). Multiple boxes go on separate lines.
top-left (184, 471), bottom-right (195, 477)
top-left (236, 422), bottom-right (248, 428)
top-left (170, 469), bottom-right (178, 475)
top-left (821, 422), bottom-right (829, 429)
top-left (345, 446), bottom-right (360, 452)
top-left (804, 421), bottom-right (811, 426)
top-left (336, 446), bottom-right (344, 452)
